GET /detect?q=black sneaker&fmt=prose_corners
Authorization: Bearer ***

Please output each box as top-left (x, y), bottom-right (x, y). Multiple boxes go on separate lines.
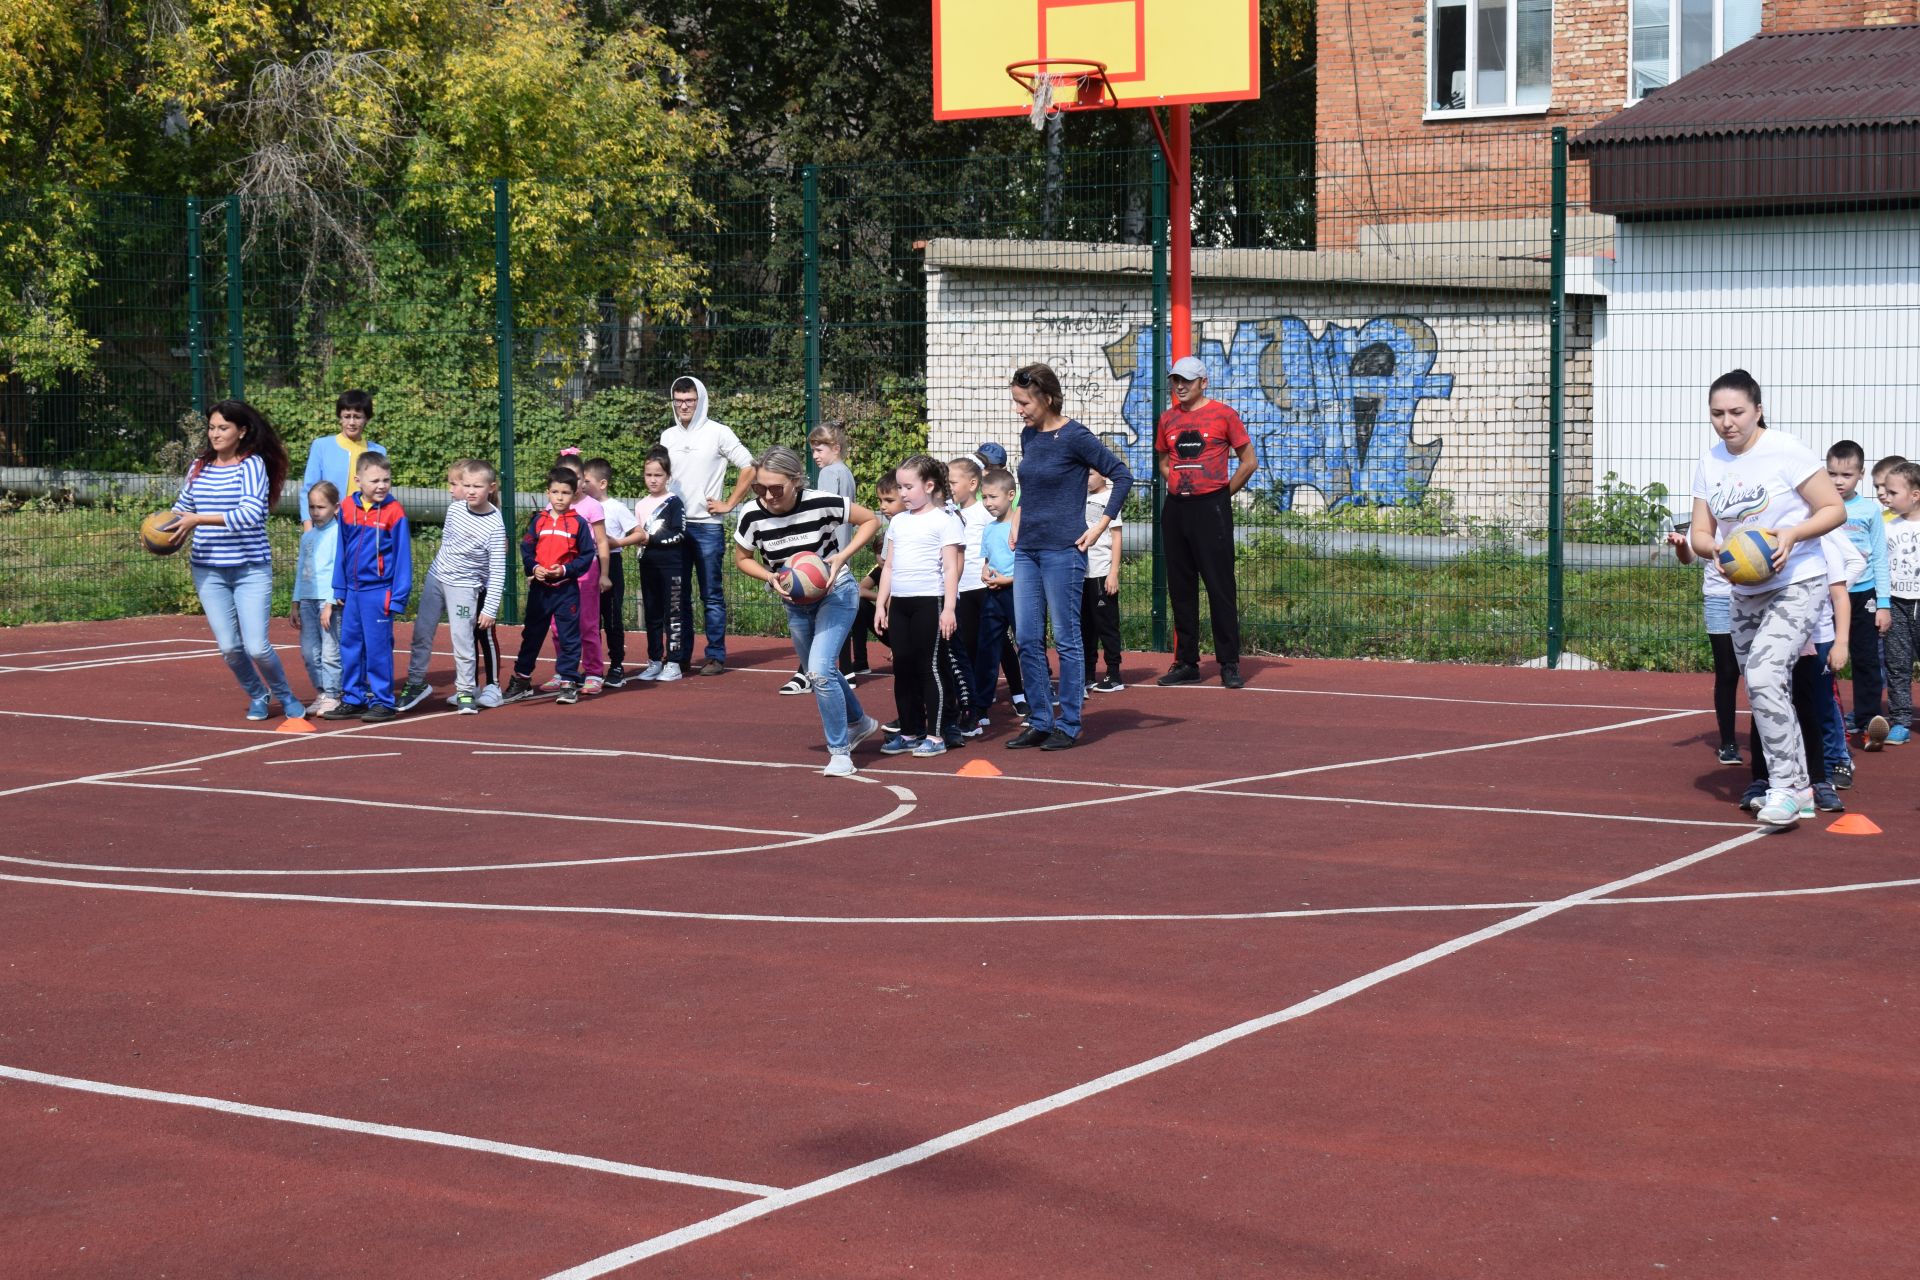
top-left (603, 665), bottom-right (627, 689)
top-left (321, 702), bottom-right (368, 721)
top-left (1156, 663), bottom-right (1201, 687)
top-left (1220, 665), bottom-right (1245, 689)
top-left (360, 704), bottom-right (397, 723)
top-left (1010, 696), bottom-right (1030, 717)
top-left (881, 720), bottom-right (901, 735)
top-left (454, 692), bottom-right (479, 715)
top-left (1738, 778), bottom-right (1769, 812)
top-left (1829, 760), bottom-right (1854, 790)
top-left (555, 682), bottom-right (579, 705)
top-left (1716, 742), bottom-right (1742, 766)
top-left (397, 682), bottom-right (432, 712)
top-left (501, 675), bottom-right (535, 703)
top-left (1090, 675), bottom-right (1124, 693)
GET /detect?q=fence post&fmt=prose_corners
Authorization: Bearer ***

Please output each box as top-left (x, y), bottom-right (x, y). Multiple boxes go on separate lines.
top-left (185, 198), bottom-right (208, 415)
top-left (802, 164), bottom-right (822, 483)
top-left (1149, 149), bottom-right (1170, 652)
top-left (225, 195), bottom-right (244, 399)
top-left (1546, 128), bottom-right (1567, 669)
top-left (493, 178), bottom-right (520, 626)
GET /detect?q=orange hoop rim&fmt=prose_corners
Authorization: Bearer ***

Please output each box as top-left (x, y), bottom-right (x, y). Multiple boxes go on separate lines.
top-left (1004, 58), bottom-right (1117, 111)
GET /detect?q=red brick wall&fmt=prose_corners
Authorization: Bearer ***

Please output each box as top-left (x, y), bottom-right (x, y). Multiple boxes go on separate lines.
top-left (1314, 0), bottom-right (1919, 246)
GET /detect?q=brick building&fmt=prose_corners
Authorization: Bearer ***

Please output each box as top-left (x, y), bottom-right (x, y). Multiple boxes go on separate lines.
top-left (1315, 0), bottom-right (1920, 245)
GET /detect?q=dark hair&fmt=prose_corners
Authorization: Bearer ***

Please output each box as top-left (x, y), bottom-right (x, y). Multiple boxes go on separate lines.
top-left (354, 451), bottom-right (391, 475)
top-left (1890, 461), bottom-right (1920, 491)
top-left (875, 472), bottom-right (899, 495)
top-left (307, 480), bottom-right (340, 504)
top-left (195, 400), bottom-right (290, 509)
top-left (981, 466), bottom-right (1015, 491)
top-left (1827, 440), bottom-right (1865, 467)
top-left (644, 445), bottom-right (672, 473)
top-left (946, 456), bottom-right (982, 486)
top-left (1873, 454), bottom-right (1909, 477)
top-left (544, 467), bottom-right (580, 490)
top-left (671, 376), bottom-right (698, 397)
top-left (336, 389), bottom-right (374, 419)
top-left (1010, 363), bottom-right (1064, 415)
top-left (583, 457), bottom-right (613, 482)
top-left (1708, 368), bottom-right (1767, 429)
top-left (896, 453), bottom-right (951, 502)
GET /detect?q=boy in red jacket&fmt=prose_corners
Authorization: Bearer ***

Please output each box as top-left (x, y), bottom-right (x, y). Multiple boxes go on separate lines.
top-left (504, 468), bottom-right (597, 705)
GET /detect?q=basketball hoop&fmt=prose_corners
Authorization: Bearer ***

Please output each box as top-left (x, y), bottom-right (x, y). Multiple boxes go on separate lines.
top-left (1005, 59), bottom-right (1116, 130)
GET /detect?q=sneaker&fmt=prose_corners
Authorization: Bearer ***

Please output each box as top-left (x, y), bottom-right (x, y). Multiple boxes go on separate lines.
top-left (454, 692), bottom-right (479, 715)
top-left (282, 699), bottom-right (306, 721)
top-left (1755, 788), bottom-right (1802, 827)
top-left (1887, 724), bottom-right (1911, 746)
top-left (976, 715), bottom-right (992, 730)
top-left (1864, 715), bottom-right (1891, 750)
top-left (478, 684), bottom-right (504, 709)
top-left (847, 716), bottom-right (881, 752)
top-left (309, 695), bottom-right (340, 718)
top-left (501, 676), bottom-right (535, 703)
top-left (555, 683), bottom-right (579, 705)
top-left (1156, 663), bottom-right (1202, 687)
top-left (1811, 782), bottom-right (1846, 813)
top-left (444, 691), bottom-right (461, 706)
top-left (1738, 779), bottom-right (1769, 812)
top-left (881, 720), bottom-right (901, 734)
top-left (634, 661), bottom-right (665, 682)
top-left (823, 753), bottom-right (857, 777)
top-left (1039, 727), bottom-right (1076, 750)
top-left (912, 736), bottom-right (949, 758)
top-left (1220, 665), bottom-right (1245, 690)
top-left (540, 675), bottom-right (567, 693)
top-left (1716, 742), bottom-right (1742, 766)
top-left (582, 676), bottom-right (605, 696)
top-left (360, 704), bottom-right (397, 723)
top-left (397, 682), bottom-right (433, 712)
top-left (1005, 727), bottom-right (1050, 750)
top-left (778, 672), bottom-right (809, 695)
top-left (942, 729), bottom-right (969, 750)
top-left (246, 696), bottom-right (270, 721)
top-left (1010, 696), bottom-right (1029, 717)
top-left (656, 662), bottom-right (684, 682)
top-left (879, 733), bottom-right (917, 755)
top-left (700, 658), bottom-right (726, 676)
top-left (322, 702), bottom-right (368, 721)
top-left (1829, 760), bottom-right (1854, 790)
top-left (601, 666), bottom-right (624, 689)
top-left (1090, 675), bottom-right (1124, 694)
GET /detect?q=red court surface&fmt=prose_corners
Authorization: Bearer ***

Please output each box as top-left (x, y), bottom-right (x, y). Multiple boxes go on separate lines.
top-left (2, 615), bottom-right (1916, 1278)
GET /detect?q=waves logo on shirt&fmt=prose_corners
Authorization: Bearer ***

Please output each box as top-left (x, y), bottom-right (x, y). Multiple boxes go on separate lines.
top-left (1710, 479), bottom-right (1771, 525)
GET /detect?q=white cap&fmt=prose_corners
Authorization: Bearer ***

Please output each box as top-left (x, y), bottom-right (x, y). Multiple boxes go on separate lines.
top-left (1170, 355), bottom-right (1207, 381)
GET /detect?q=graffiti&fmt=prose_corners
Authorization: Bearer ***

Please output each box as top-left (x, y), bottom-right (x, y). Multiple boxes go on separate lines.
top-left (1101, 317), bottom-right (1454, 509)
top-left (1032, 309), bottom-right (1132, 334)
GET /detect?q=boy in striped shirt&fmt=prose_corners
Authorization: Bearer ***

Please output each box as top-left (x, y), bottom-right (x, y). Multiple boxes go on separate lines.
top-left (400, 460), bottom-right (509, 715)
top-left (324, 453), bottom-right (413, 722)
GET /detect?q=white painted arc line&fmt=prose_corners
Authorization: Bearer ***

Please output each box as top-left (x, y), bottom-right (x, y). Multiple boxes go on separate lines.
top-left (0, 1063), bottom-right (780, 1198)
top-left (1204, 788), bottom-right (1756, 830)
top-left (264, 751), bottom-right (403, 767)
top-left (0, 638), bottom-right (207, 659)
top-left (84, 780), bottom-right (812, 839)
top-left (541, 828), bottom-right (1774, 1277)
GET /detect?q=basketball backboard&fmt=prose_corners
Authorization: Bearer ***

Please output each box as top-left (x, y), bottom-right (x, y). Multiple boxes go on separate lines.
top-left (932, 0), bottom-right (1260, 120)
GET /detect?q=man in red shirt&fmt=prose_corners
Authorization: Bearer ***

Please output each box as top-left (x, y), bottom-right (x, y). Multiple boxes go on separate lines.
top-left (1154, 355), bottom-right (1258, 688)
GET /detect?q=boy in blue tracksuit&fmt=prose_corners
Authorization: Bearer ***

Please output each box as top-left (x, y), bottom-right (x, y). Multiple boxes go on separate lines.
top-left (325, 453), bottom-right (413, 723)
top-left (1827, 441), bottom-right (1893, 756)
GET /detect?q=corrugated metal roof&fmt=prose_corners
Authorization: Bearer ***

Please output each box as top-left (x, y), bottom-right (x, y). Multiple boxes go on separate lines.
top-left (1576, 23), bottom-right (1920, 144)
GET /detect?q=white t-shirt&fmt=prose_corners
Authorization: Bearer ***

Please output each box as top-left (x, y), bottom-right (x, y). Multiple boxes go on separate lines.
top-left (660, 421), bottom-right (754, 523)
top-left (883, 505), bottom-right (964, 598)
top-left (1889, 518), bottom-right (1920, 599)
top-left (1083, 490), bottom-right (1124, 579)
top-left (1810, 531), bottom-right (1867, 647)
top-left (1690, 428), bottom-right (1827, 596)
top-left (601, 496), bottom-right (636, 545)
top-left (957, 501), bottom-right (992, 591)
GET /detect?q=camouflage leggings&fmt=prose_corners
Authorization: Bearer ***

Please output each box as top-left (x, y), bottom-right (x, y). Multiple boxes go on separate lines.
top-left (1730, 578), bottom-right (1824, 793)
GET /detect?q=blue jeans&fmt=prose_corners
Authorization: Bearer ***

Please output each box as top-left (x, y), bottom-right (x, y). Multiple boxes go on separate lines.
top-left (1014, 545), bottom-right (1088, 737)
top-left (785, 572), bottom-right (866, 754)
top-left (682, 522), bottom-right (729, 663)
top-left (192, 560), bottom-right (300, 709)
top-left (296, 598), bottom-right (342, 698)
top-left (1814, 640), bottom-right (1851, 769)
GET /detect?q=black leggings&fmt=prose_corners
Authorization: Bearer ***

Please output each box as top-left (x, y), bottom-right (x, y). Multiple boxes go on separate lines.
top-left (1710, 631), bottom-right (1739, 747)
top-left (889, 596), bottom-right (961, 738)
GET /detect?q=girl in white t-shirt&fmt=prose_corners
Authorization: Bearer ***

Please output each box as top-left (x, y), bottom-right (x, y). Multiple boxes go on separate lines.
top-left (875, 455), bottom-right (965, 758)
top-left (1687, 369), bottom-right (1847, 826)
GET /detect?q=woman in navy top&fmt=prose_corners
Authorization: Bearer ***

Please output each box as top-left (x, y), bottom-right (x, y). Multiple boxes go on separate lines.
top-left (1005, 363), bottom-right (1132, 749)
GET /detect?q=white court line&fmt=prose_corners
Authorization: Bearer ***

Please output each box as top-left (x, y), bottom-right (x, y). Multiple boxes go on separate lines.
top-left (0, 1063), bottom-right (779, 1198)
top-left (542, 827), bottom-right (1773, 1277)
top-left (0, 708), bottom-right (292, 742)
top-left (1156, 681), bottom-right (1728, 717)
top-left (0, 638), bottom-right (207, 660)
top-left (265, 751), bottom-right (403, 767)
top-left (1206, 788), bottom-right (1754, 830)
top-left (85, 780), bottom-right (811, 839)
top-left (118, 767), bottom-right (204, 778)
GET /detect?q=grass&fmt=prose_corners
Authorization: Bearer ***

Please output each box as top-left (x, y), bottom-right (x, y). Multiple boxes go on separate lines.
top-left (1, 504), bottom-right (1710, 670)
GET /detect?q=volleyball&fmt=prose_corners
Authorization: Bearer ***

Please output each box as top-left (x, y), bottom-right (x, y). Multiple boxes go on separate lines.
top-left (1717, 527), bottom-right (1779, 586)
top-left (138, 511), bottom-right (187, 555)
top-left (776, 550), bottom-right (833, 602)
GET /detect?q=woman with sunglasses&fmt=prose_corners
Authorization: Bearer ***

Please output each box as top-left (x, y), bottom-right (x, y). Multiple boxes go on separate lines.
top-left (1006, 363), bottom-right (1133, 750)
top-left (732, 445), bottom-right (885, 777)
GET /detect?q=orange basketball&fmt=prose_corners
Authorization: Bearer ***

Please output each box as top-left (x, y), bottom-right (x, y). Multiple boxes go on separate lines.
top-left (138, 511), bottom-right (188, 556)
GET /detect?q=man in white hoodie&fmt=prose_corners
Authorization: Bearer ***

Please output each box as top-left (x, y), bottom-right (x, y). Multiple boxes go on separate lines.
top-left (662, 375), bottom-right (757, 674)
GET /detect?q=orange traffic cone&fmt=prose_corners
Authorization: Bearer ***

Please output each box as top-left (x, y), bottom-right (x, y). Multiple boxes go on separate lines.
top-left (1826, 814), bottom-right (1881, 836)
top-left (276, 717), bottom-right (317, 734)
top-left (956, 758), bottom-right (1002, 778)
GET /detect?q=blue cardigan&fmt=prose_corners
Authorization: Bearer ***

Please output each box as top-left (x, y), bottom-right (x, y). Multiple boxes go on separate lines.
top-left (1016, 420), bottom-right (1133, 550)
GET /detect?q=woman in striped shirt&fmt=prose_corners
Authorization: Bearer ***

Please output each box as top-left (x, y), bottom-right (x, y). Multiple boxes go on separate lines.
top-left (167, 400), bottom-right (305, 722)
top-left (732, 445), bottom-right (882, 777)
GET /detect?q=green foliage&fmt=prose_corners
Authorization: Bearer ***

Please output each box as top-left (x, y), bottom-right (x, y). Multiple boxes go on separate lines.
top-left (1563, 471), bottom-right (1677, 546)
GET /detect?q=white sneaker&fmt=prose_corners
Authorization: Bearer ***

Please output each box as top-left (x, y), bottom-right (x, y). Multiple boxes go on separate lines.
top-left (477, 683), bottom-right (504, 708)
top-left (656, 662), bottom-right (684, 682)
top-left (309, 694), bottom-right (340, 717)
top-left (634, 661), bottom-right (665, 681)
top-left (823, 753), bottom-right (857, 777)
top-left (1756, 788), bottom-right (1803, 827)
top-left (847, 715), bottom-right (881, 751)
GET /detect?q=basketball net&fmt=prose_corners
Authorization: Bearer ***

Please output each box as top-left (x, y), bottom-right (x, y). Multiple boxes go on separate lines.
top-left (1028, 73), bottom-right (1056, 130)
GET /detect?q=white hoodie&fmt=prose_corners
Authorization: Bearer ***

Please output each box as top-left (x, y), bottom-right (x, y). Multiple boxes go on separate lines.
top-left (661, 376), bottom-right (754, 524)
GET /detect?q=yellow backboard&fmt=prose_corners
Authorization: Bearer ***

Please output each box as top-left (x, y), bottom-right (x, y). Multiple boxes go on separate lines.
top-left (933, 0), bottom-right (1259, 120)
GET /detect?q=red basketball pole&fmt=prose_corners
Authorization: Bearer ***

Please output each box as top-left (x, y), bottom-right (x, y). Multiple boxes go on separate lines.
top-left (1167, 105), bottom-right (1192, 364)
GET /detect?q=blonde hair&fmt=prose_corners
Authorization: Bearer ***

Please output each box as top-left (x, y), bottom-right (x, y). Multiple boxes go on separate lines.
top-left (753, 444), bottom-right (808, 487)
top-left (807, 424), bottom-right (847, 458)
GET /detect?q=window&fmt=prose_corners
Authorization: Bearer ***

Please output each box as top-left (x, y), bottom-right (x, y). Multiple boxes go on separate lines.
top-left (1430, 0), bottom-right (1552, 113)
top-left (1630, 0), bottom-right (1761, 99)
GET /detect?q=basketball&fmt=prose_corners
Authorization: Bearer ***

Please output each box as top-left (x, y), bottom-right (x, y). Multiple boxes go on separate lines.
top-left (138, 511), bottom-right (187, 556)
top-left (1717, 527), bottom-right (1779, 586)
top-left (777, 550), bottom-right (833, 602)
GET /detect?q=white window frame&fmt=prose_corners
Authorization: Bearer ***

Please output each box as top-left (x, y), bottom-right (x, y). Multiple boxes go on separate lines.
top-left (1628, 0), bottom-right (1761, 102)
top-left (1424, 0), bottom-right (1555, 121)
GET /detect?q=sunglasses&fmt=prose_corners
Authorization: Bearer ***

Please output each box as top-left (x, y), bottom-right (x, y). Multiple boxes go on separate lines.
top-left (750, 481), bottom-right (793, 497)
top-left (1010, 369), bottom-right (1036, 388)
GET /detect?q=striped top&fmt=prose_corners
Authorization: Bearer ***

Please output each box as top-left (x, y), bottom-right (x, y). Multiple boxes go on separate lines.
top-left (172, 455), bottom-right (273, 567)
top-left (733, 491), bottom-right (851, 577)
top-left (432, 501), bottom-right (509, 603)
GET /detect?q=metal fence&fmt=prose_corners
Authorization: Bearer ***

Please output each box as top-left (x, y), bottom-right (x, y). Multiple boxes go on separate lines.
top-left (4, 125), bottom-right (1915, 672)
